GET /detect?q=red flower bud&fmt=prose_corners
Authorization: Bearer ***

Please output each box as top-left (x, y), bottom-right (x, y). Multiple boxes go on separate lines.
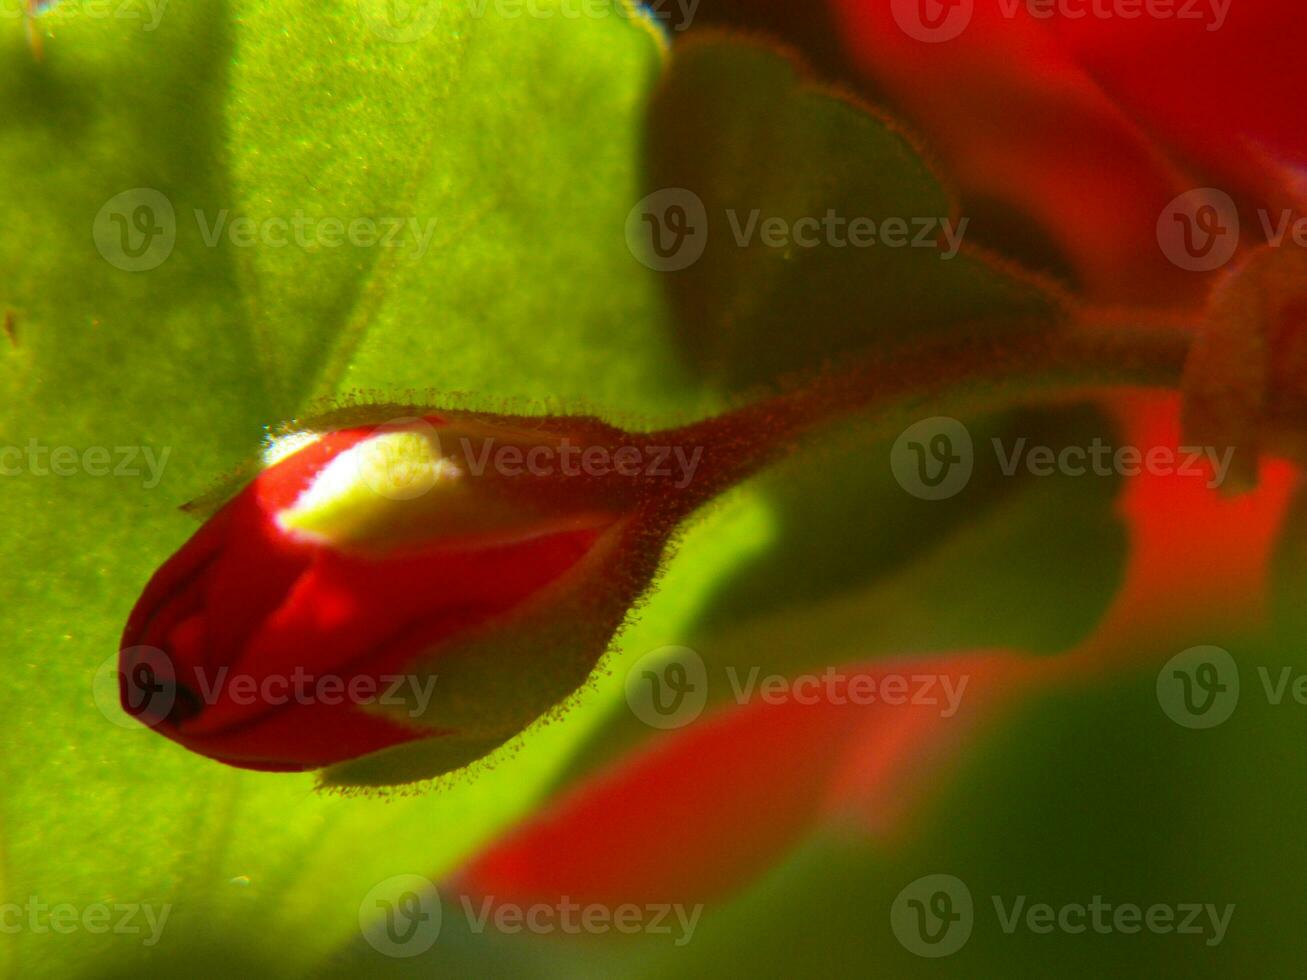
top-left (123, 342), bottom-right (1070, 786)
top-left (119, 409), bottom-right (724, 785)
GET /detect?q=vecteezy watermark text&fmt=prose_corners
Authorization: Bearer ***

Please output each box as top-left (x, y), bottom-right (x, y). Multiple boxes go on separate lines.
top-left (891, 416), bottom-right (1236, 501)
top-left (892, 0), bottom-right (1228, 44)
top-left (625, 188), bottom-right (968, 272)
top-left (891, 874), bottom-right (1233, 957)
top-left (727, 665), bottom-right (969, 716)
top-left (991, 438), bottom-right (1234, 488)
top-left (624, 646), bottom-right (971, 730)
top-left (263, 420), bottom-right (709, 506)
top-left (0, 440), bottom-right (170, 488)
top-left (98, 649), bottom-right (439, 729)
top-left (193, 210), bottom-right (438, 254)
top-left (93, 188), bottom-right (440, 272)
top-left (457, 437), bottom-right (703, 489)
top-left (1011, 0), bottom-right (1229, 29)
top-left (461, 895), bottom-right (702, 946)
top-left (1, 898), bottom-right (171, 946)
top-left (2, 0), bottom-right (168, 31)
top-left (358, 875), bottom-right (702, 958)
top-left (360, 0), bottom-right (700, 44)
top-left (722, 210), bottom-right (969, 257)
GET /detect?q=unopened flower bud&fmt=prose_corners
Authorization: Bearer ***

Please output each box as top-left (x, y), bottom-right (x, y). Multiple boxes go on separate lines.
top-left (120, 409), bottom-right (709, 785)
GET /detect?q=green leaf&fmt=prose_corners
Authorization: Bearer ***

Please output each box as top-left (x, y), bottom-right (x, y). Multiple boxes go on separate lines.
top-left (640, 34), bottom-right (1059, 390)
top-left (0, 2), bottom-right (720, 976)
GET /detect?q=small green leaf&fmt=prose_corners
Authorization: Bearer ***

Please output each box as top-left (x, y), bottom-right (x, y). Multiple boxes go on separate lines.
top-left (641, 35), bottom-right (1059, 390)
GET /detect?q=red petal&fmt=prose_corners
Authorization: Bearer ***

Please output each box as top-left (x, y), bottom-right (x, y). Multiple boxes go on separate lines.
top-left (169, 526), bottom-right (607, 769)
top-left (1076, 394), bottom-right (1298, 659)
top-left (831, 0), bottom-right (1201, 304)
top-left (1051, 3), bottom-right (1307, 174)
top-left (457, 653), bottom-right (1040, 905)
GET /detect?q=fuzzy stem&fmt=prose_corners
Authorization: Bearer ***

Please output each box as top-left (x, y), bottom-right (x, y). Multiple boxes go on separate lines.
top-left (655, 315), bottom-right (1195, 507)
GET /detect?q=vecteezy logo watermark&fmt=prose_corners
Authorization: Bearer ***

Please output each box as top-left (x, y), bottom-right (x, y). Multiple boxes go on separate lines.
top-left (350, 417), bottom-right (451, 501)
top-left (95, 649), bottom-right (440, 730)
top-left (358, 0), bottom-right (442, 41)
top-left (891, 874), bottom-right (974, 957)
top-left (892, 874), bottom-right (1234, 957)
top-left (0, 898), bottom-right (172, 945)
top-left (625, 645), bottom-right (710, 730)
top-left (0, 440), bottom-right (171, 488)
top-left (891, 417), bottom-right (975, 501)
top-left (1156, 646), bottom-right (1307, 729)
top-left (625, 189), bottom-right (968, 272)
top-left (893, 0), bottom-right (1228, 42)
top-left (360, 875), bottom-right (442, 958)
top-left (93, 188), bottom-right (177, 273)
top-left (1157, 188), bottom-right (1241, 272)
top-left (1157, 646), bottom-right (1240, 729)
top-left (95, 647), bottom-right (178, 730)
top-left (1, 0), bottom-right (168, 31)
top-left (1159, 188), bottom-right (1307, 272)
top-left (892, 417), bottom-right (1237, 501)
top-left (891, 0), bottom-right (974, 42)
top-left (625, 188), bottom-right (709, 272)
top-left (94, 189), bottom-right (440, 272)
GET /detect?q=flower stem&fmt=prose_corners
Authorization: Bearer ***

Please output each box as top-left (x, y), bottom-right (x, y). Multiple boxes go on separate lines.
top-left (655, 314), bottom-right (1195, 508)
